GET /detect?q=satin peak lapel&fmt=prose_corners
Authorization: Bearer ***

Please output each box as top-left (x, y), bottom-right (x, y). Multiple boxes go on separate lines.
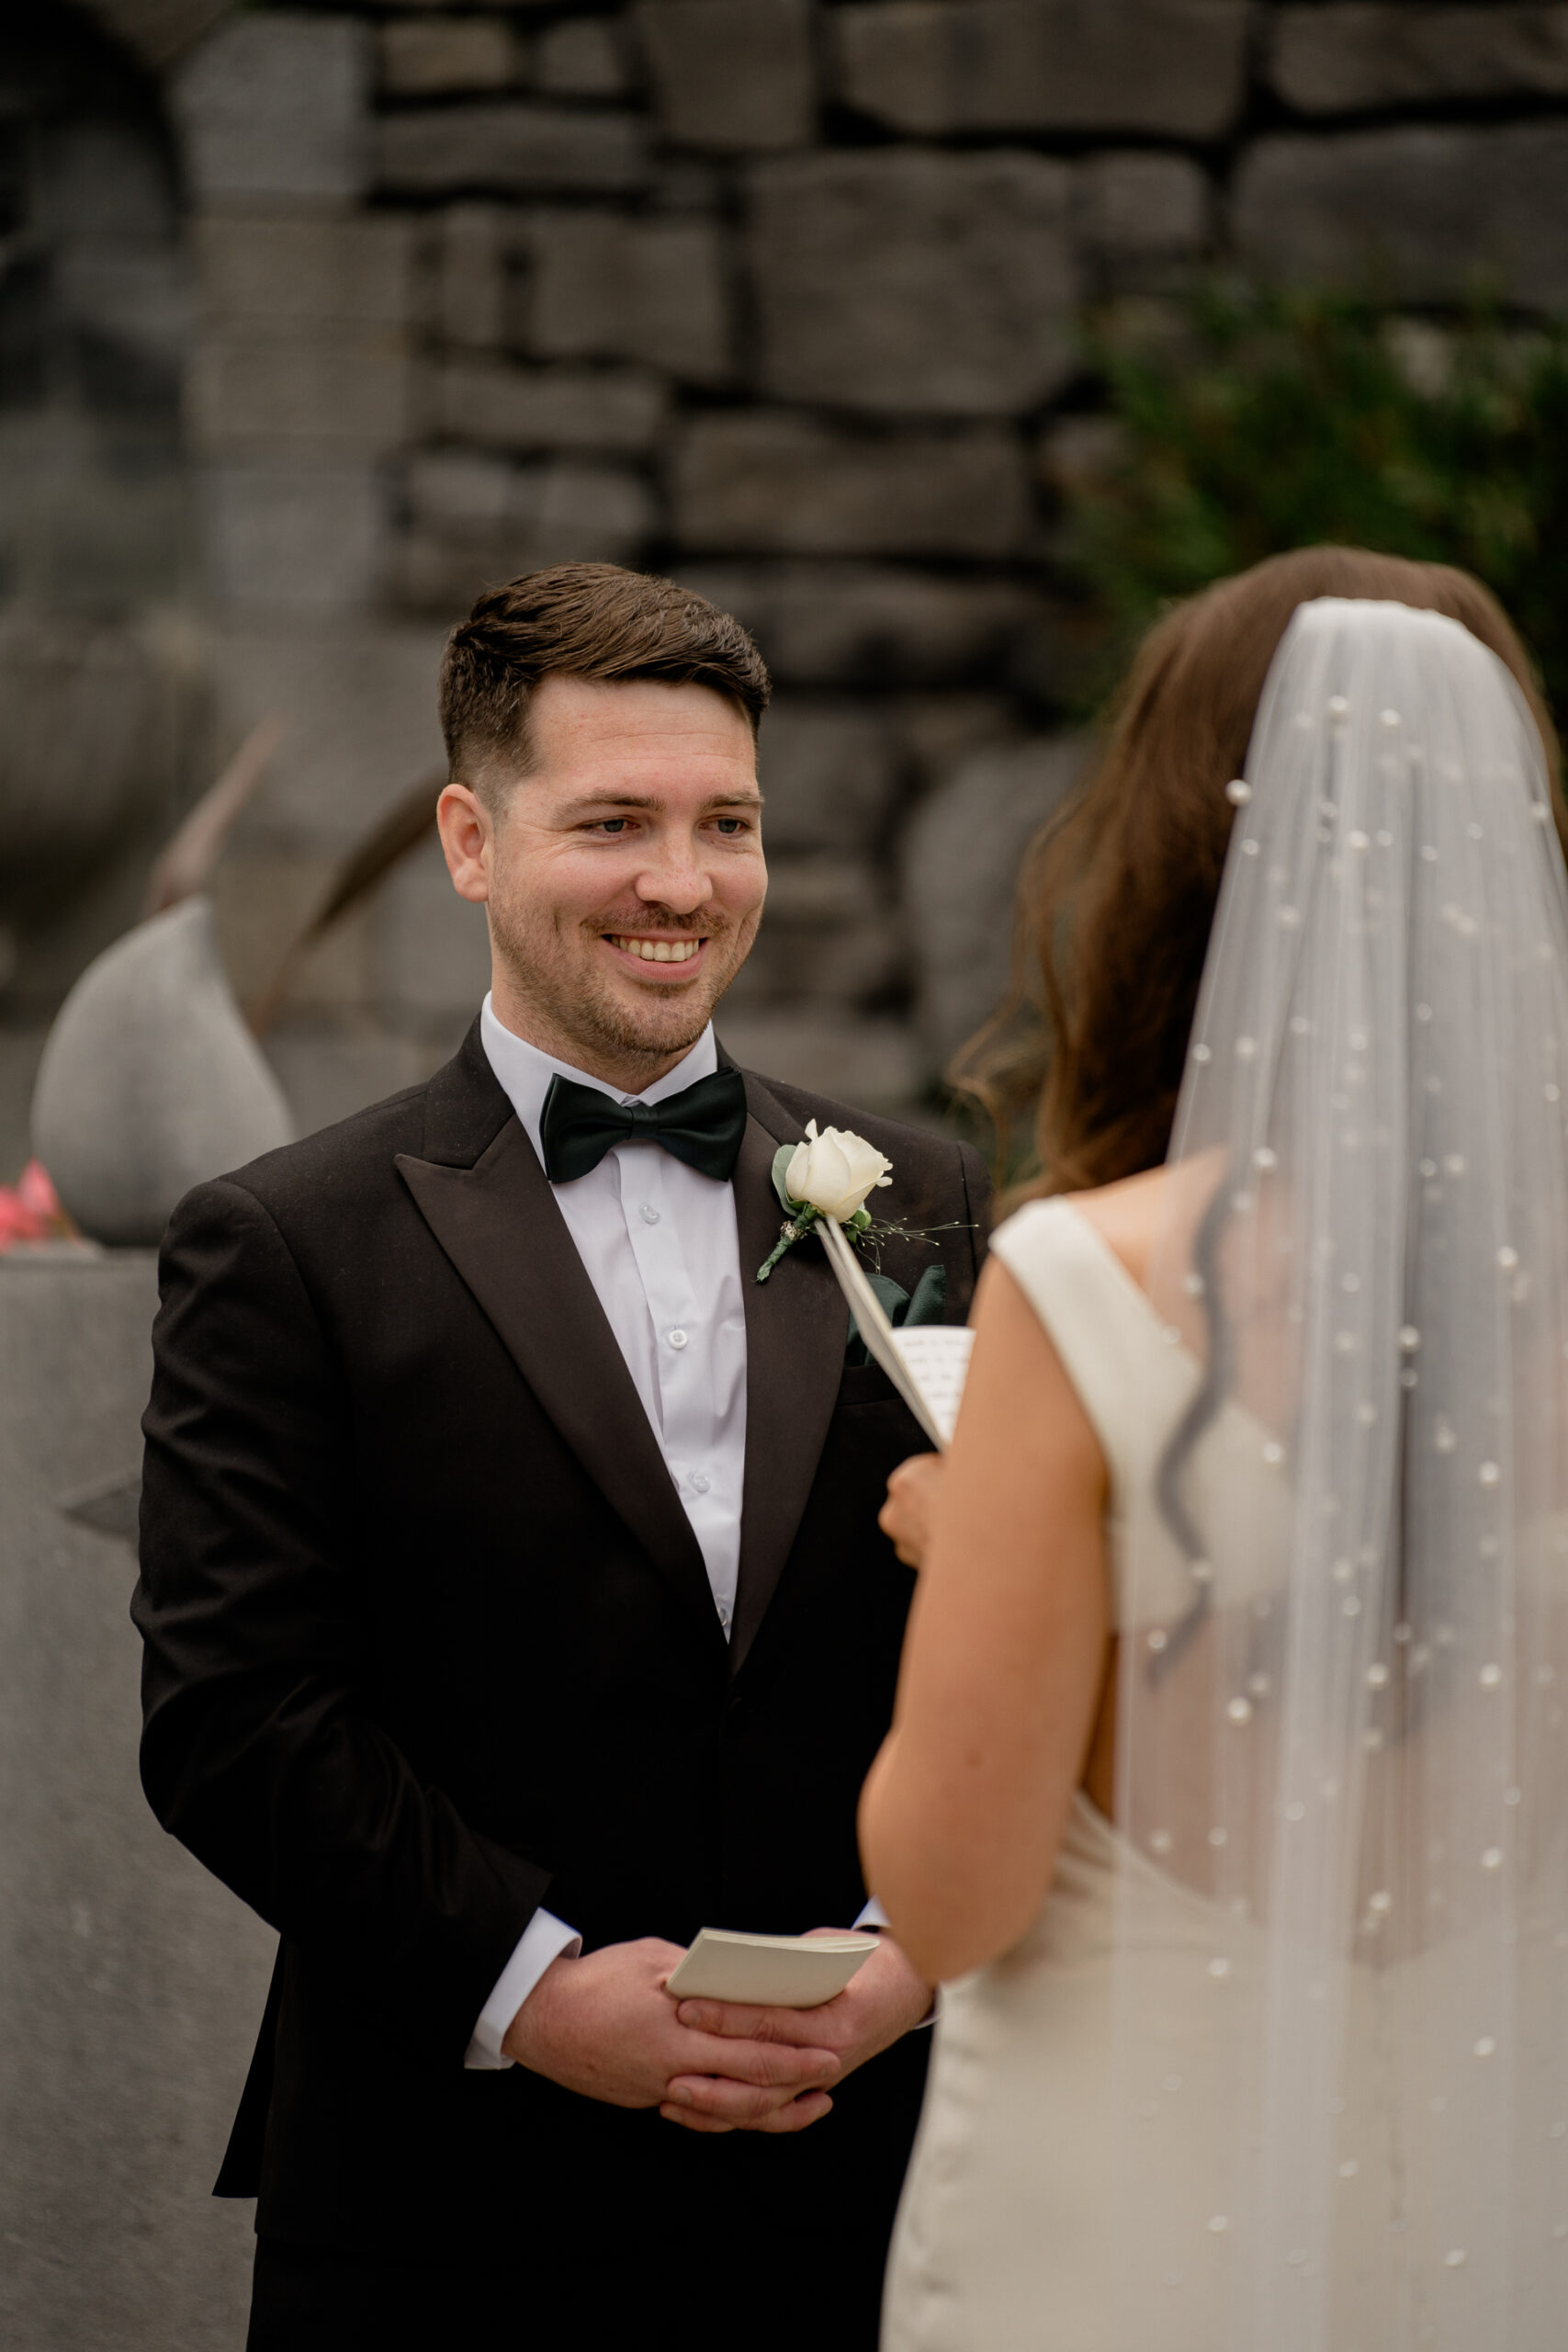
top-left (395, 1119), bottom-right (722, 1653)
top-left (729, 1074), bottom-right (850, 1670)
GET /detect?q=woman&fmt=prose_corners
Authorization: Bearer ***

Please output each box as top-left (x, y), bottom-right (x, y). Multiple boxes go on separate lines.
top-left (862, 548), bottom-right (1568, 2349)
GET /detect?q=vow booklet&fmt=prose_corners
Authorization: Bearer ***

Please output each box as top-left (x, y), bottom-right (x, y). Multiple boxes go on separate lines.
top-left (665, 1928), bottom-right (879, 2008)
top-left (818, 1216), bottom-right (976, 1450)
top-left (885, 1323), bottom-right (976, 1449)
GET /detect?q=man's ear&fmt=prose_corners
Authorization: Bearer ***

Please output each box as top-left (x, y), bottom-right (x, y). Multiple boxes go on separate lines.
top-left (437, 782), bottom-right (492, 904)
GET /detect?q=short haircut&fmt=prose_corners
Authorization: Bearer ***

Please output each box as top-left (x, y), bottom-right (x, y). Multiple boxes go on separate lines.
top-left (438, 563), bottom-right (771, 799)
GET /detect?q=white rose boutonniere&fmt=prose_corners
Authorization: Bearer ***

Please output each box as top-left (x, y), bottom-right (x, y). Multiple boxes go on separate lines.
top-left (755, 1119), bottom-right (893, 1281)
top-left (785, 1122), bottom-right (894, 1223)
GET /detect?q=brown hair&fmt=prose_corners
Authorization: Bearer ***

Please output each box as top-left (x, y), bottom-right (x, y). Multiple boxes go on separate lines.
top-left (438, 562), bottom-right (771, 797)
top-left (956, 547), bottom-right (1567, 1198)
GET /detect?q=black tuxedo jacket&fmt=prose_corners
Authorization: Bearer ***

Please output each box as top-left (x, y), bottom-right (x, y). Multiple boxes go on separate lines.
top-left (133, 1023), bottom-right (988, 2267)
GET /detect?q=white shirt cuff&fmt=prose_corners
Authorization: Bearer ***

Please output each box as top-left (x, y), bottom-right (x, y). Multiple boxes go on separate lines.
top-left (464, 1908), bottom-right (582, 2071)
top-left (855, 1894), bottom-right (890, 1929)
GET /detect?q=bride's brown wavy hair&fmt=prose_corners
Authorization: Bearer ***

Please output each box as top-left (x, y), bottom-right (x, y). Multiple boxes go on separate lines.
top-left (956, 546), bottom-right (1566, 1199)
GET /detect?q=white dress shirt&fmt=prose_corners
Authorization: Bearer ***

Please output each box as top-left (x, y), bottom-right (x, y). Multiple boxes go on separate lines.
top-left (479, 999), bottom-right (750, 1623)
top-left (467, 1000), bottom-right (749, 2066)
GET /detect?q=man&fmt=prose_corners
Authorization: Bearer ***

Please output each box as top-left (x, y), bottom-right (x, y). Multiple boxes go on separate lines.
top-left (134, 565), bottom-right (989, 2347)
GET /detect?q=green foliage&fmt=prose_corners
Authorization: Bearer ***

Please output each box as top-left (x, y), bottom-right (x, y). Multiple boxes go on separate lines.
top-left (1060, 287), bottom-right (1568, 723)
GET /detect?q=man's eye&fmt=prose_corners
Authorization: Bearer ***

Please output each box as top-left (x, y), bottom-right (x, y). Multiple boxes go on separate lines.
top-left (714, 817), bottom-right (747, 834)
top-left (595, 819), bottom-right (630, 834)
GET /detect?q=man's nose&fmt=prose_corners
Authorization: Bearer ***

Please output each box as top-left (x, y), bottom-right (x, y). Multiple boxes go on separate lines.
top-left (633, 842), bottom-right (711, 914)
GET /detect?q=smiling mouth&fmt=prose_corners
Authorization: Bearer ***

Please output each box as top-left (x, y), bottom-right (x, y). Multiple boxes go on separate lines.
top-left (605, 933), bottom-right (705, 965)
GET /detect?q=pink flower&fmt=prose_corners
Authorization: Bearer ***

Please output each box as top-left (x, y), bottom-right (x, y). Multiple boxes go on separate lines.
top-left (0, 1160), bottom-right (71, 1250)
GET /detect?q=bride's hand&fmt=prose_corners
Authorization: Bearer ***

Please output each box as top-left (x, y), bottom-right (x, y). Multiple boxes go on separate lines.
top-left (879, 1453), bottom-right (945, 1568)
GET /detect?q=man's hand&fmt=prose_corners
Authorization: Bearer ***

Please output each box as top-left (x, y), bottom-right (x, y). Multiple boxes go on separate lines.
top-left (666, 1931), bottom-right (933, 2131)
top-left (879, 1452), bottom-right (946, 1569)
top-left (502, 1939), bottom-right (840, 2134)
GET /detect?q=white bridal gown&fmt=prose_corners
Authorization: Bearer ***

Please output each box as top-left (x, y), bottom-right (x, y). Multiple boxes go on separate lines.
top-left (880, 1195), bottom-right (1565, 2352)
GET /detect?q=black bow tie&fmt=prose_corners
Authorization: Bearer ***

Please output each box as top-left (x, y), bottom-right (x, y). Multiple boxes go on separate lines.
top-left (538, 1067), bottom-right (749, 1185)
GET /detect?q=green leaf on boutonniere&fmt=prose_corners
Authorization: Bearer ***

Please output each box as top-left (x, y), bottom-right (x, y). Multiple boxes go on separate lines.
top-left (770, 1144), bottom-right (801, 1216)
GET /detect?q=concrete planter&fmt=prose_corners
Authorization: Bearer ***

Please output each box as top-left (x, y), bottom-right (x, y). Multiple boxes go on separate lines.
top-left (0, 1250), bottom-right (273, 2348)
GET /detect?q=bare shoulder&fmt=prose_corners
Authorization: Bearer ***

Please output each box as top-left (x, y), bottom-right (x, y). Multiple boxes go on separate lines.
top-left (1054, 1165), bottom-right (1169, 1292)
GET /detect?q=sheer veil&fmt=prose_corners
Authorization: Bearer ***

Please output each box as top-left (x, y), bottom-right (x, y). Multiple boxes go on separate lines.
top-left (1111, 599), bottom-right (1568, 2348)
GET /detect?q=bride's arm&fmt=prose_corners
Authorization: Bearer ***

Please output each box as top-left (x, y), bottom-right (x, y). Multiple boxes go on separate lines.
top-left (858, 1256), bottom-right (1109, 1984)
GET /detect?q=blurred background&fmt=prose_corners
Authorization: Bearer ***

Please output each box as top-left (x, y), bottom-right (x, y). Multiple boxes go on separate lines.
top-left (10, 8), bottom-right (1568, 2346)
top-left (6, 0), bottom-right (1568, 1172)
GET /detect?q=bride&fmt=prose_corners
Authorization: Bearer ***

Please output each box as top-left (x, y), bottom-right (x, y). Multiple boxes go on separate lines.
top-left (862, 547), bottom-right (1568, 2349)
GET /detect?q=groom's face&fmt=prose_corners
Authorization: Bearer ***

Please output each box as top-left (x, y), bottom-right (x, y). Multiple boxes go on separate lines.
top-left (438, 673), bottom-right (767, 1081)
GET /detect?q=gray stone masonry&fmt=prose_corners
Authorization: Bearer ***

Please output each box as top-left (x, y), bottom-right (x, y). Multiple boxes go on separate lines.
top-left (194, 210), bottom-right (416, 328)
top-left (0, 614), bottom-right (193, 891)
top-left (378, 14), bottom-right (525, 98)
top-left (830, 0), bottom-right (1251, 140)
top-left (188, 207), bottom-right (417, 593)
top-left (1077, 153), bottom-right (1213, 292)
top-left (715, 1007), bottom-right (923, 1115)
top-left (671, 413), bottom-right (1032, 560)
top-left (1269, 6), bottom-right (1568, 115)
top-left (203, 460), bottom-right (389, 609)
top-left (436, 357), bottom-right (669, 454)
top-left (376, 99), bottom-right (649, 194)
top-left (1235, 122), bottom-right (1568, 311)
top-left (755, 696), bottom-right (903, 856)
top-left (748, 150), bottom-right (1078, 415)
top-left (171, 13), bottom-right (371, 205)
top-left (904, 733), bottom-right (1092, 1067)
top-left (729, 854), bottom-right (903, 1011)
top-left (678, 561), bottom-right (1062, 690)
top-left (188, 325), bottom-right (413, 458)
top-left (635, 0), bottom-right (816, 153)
top-left (892, 694), bottom-right (1021, 791)
top-left (438, 203), bottom-right (510, 350)
top-left (404, 447), bottom-right (520, 536)
top-left (536, 14), bottom-right (631, 98)
top-left (372, 833), bottom-right (494, 1027)
top-left (0, 1251), bottom-right (275, 2351)
top-left (398, 457), bottom-right (656, 606)
top-left (521, 209), bottom-right (732, 386)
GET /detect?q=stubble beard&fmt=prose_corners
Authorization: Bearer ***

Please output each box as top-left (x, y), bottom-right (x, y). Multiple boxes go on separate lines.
top-left (490, 896), bottom-right (758, 1080)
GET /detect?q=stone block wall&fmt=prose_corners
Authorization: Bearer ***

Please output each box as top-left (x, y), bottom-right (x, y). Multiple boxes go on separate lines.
top-left (7, 0), bottom-right (1568, 1170)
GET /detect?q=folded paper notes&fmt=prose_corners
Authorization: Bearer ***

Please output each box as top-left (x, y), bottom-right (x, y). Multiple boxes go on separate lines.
top-left (665, 1928), bottom-right (880, 2008)
top-left (818, 1216), bottom-right (975, 1449)
top-left (882, 1321), bottom-right (976, 1449)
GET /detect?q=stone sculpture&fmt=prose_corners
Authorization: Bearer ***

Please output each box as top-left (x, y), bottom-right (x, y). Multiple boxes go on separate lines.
top-left (30, 895), bottom-right (294, 1247)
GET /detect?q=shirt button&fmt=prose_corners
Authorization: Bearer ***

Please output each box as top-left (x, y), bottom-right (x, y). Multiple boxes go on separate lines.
top-left (690, 1471), bottom-right (711, 1495)
top-left (667, 1328), bottom-right (689, 1351)
top-left (639, 1203), bottom-right (660, 1225)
